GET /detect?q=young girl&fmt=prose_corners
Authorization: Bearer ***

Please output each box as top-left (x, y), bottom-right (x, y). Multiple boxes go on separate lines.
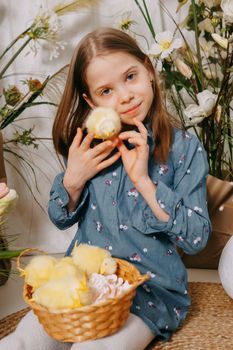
top-left (0, 27), bottom-right (211, 350)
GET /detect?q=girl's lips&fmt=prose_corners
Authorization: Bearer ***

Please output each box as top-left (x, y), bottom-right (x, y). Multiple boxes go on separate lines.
top-left (122, 102), bottom-right (142, 115)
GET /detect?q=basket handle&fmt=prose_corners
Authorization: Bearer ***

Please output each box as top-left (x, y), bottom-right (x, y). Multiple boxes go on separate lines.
top-left (134, 273), bottom-right (150, 288)
top-left (16, 248), bottom-right (47, 276)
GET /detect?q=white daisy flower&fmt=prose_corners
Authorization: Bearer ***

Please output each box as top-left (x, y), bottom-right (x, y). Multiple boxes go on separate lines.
top-left (148, 31), bottom-right (183, 59)
top-left (29, 7), bottom-right (66, 60)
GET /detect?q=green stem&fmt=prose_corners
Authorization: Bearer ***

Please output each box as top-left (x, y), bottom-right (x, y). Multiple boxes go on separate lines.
top-left (142, 0), bottom-right (155, 38)
top-left (0, 76), bottom-right (50, 129)
top-left (0, 27), bottom-right (31, 61)
top-left (191, 0), bottom-right (204, 89)
top-left (0, 249), bottom-right (25, 259)
top-left (28, 101), bottom-right (58, 107)
top-left (134, 0), bottom-right (155, 38)
top-left (129, 30), bottom-right (150, 49)
top-left (0, 37), bottom-right (32, 79)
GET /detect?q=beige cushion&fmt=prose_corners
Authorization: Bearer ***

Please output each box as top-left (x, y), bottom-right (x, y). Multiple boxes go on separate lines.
top-left (181, 175), bottom-right (233, 269)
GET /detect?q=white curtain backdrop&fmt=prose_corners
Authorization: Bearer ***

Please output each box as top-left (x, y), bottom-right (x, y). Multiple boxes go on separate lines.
top-left (0, 0), bottom-right (183, 253)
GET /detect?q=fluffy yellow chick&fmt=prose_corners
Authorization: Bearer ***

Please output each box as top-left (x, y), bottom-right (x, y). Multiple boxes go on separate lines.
top-left (50, 257), bottom-right (85, 281)
top-left (32, 275), bottom-right (92, 309)
top-left (24, 255), bottom-right (57, 291)
top-left (71, 244), bottom-right (117, 275)
top-left (85, 107), bottom-right (121, 140)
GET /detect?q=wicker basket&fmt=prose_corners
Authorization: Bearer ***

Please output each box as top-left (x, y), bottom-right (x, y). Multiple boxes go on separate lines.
top-left (19, 251), bottom-right (149, 343)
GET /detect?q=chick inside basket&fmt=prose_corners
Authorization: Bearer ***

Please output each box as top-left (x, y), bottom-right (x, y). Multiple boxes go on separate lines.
top-left (21, 244), bottom-right (132, 310)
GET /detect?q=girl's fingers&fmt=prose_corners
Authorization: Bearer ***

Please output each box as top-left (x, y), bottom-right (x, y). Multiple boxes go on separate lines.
top-left (69, 128), bottom-right (83, 151)
top-left (117, 139), bottom-right (128, 154)
top-left (119, 131), bottom-right (146, 146)
top-left (127, 137), bottom-right (145, 146)
top-left (80, 132), bottom-right (95, 150)
top-left (91, 138), bottom-right (118, 157)
top-left (95, 148), bottom-right (118, 162)
top-left (133, 119), bottom-right (148, 140)
top-left (97, 152), bottom-right (121, 171)
top-left (119, 130), bottom-right (140, 140)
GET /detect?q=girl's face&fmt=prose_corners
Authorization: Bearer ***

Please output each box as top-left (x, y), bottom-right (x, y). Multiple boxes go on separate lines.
top-left (83, 52), bottom-right (154, 125)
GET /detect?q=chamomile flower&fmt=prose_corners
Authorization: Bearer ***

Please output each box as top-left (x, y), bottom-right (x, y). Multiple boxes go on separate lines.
top-left (148, 31), bottom-right (183, 59)
top-left (118, 12), bottom-right (136, 31)
top-left (28, 7), bottom-right (66, 60)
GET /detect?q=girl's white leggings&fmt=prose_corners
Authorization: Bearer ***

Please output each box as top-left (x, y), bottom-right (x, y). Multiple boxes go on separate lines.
top-left (0, 310), bottom-right (155, 350)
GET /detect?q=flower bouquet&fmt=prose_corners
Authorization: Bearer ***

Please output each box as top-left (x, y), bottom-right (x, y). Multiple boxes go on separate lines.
top-left (130, 0), bottom-right (233, 180)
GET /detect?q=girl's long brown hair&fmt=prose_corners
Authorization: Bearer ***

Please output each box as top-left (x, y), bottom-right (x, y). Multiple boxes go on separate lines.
top-left (53, 27), bottom-right (174, 163)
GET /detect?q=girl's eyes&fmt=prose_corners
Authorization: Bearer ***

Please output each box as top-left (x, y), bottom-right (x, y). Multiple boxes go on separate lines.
top-left (127, 73), bottom-right (135, 81)
top-left (101, 88), bottom-right (111, 96)
top-left (99, 72), bottom-right (136, 96)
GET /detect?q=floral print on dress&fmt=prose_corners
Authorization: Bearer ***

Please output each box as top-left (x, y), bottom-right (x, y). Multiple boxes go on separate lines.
top-left (105, 179), bottom-right (112, 186)
top-left (129, 252), bottom-right (141, 262)
top-left (119, 224), bottom-right (128, 231)
top-left (166, 249), bottom-right (173, 256)
top-left (147, 271), bottom-right (156, 278)
top-left (143, 284), bottom-right (151, 293)
top-left (127, 187), bottom-right (139, 200)
top-left (148, 301), bottom-right (156, 309)
top-left (183, 132), bottom-right (191, 139)
top-left (173, 306), bottom-right (181, 320)
top-left (104, 245), bottom-right (113, 251)
top-left (175, 235), bottom-right (184, 243)
top-left (193, 206), bottom-right (203, 213)
top-left (187, 209), bottom-right (193, 217)
top-left (91, 203), bottom-right (97, 210)
top-left (193, 236), bottom-right (201, 245)
top-left (178, 154), bottom-right (185, 165)
top-left (158, 199), bottom-right (165, 209)
top-left (158, 164), bottom-right (169, 175)
top-left (94, 220), bottom-right (103, 232)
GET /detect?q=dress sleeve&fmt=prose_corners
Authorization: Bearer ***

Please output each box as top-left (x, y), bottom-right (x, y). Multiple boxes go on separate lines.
top-left (132, 132), bottom-right (211, 255)
top-left (48, 172), bottom-right (89, 230)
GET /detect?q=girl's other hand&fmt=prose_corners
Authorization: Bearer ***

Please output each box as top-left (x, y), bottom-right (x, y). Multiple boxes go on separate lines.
top-left (63, 128), bottom-right (120, 195)
top-left (117, 119), bottom-right (149, 188)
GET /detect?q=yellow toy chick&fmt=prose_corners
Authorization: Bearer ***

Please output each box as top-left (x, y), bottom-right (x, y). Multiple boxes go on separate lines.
top-left (49, 257), bottom-right (84, 281)
top-left (71, 244), bottom-right (117, 275)
top-left (32, 275), bottom-right (92, 309)
top-left (24, 255), bottom-right (57, 291)
top-left (85, 107), bottom-right (121, 140)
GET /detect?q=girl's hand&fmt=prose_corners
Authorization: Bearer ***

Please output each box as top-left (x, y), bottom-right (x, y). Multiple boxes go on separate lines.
top-left (63, 128), bottom-right (120, 195)
top-left (117, 119), bottom-right (149, 188)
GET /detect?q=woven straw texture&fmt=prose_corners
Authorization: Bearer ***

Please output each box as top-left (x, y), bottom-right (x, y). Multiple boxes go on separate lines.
top-left (1, 282), bottom-right (233, 349)
top-left (23, 258), bottom-right (148, 343)
top-left (146, 282), bottom-right (233, 350)
top-left (0, 307), bottom-right (30, 340)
